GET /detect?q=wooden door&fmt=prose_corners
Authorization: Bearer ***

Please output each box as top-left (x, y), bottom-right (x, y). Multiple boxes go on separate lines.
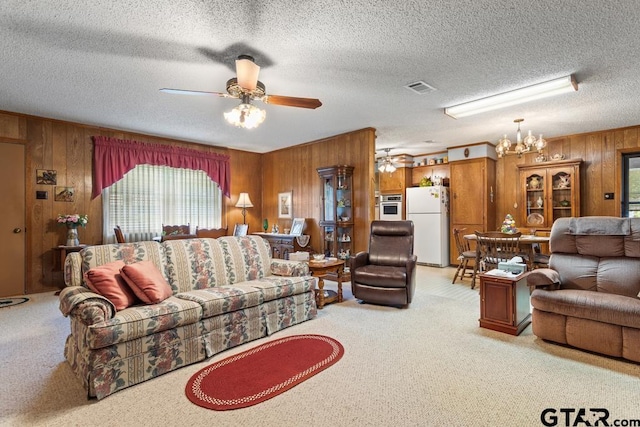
top-left (450, 159), bottom-right (485, 225)
top-left (450, 158), bottom-right (487, 264)
top-left (0, 143), bottom-right (26, 297)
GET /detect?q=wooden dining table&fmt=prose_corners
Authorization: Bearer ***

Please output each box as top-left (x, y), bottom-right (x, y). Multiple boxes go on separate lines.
top-left (463, 233), bottom-right (551, 287)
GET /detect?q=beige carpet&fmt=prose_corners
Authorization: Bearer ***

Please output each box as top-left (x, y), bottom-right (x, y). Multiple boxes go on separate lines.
top-left (1, 266), bottom-right (639, 427)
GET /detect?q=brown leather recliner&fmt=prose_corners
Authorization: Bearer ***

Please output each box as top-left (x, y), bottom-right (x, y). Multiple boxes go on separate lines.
top-left (350, 220), bottom-right (417, 307)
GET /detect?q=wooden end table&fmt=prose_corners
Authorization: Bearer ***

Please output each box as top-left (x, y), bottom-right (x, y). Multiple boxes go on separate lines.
top-left (479, 271), bottom-right (531, 335)
top-left (52, 245), bottom-right (87, 272)
top-left (308, 259), bottom-right (346, 309)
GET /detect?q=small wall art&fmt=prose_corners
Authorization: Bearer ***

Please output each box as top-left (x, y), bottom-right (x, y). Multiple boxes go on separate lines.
top-left (36, 169), bottom-right (57, 185)
top-left (278, 191), bottom-right (292, 219)
top-left (54, 186), bottom-right (75, 202)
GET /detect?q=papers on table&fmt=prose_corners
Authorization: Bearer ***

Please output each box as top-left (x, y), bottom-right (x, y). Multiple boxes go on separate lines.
top-left (484, 269), bottom-right (524, 278)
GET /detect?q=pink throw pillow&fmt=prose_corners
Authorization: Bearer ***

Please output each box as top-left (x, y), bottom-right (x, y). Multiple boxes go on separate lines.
top-left (84, 261), bottom-right (137, 311)
top-left (120, 261), bottom-right (173, 304)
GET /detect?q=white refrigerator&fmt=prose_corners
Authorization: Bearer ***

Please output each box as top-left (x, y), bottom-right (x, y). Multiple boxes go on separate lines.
top-left (406, 186), bottom-right (449, 267)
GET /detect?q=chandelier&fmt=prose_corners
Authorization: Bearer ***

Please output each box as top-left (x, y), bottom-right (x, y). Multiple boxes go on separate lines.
top-left (495, 118), bottom-right (547, 158)
top-left (224, 94), bottom-right (266, 129)
top-left (378, 148), bottom-right (397, 173)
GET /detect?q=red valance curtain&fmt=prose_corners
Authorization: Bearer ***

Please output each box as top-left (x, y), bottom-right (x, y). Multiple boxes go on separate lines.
top-left (92, 136), bottom-right (231, 199)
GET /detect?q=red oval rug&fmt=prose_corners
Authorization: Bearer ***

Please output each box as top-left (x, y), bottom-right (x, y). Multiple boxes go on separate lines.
top-left (185, 334), bottom-right (344, 410)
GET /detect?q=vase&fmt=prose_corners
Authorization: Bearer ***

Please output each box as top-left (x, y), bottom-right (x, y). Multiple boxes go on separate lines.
top-left (66, 226), bottom-right (80, 246)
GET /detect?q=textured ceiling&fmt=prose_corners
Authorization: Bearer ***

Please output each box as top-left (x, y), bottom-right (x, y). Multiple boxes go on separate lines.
top-left (2, 1), bottom-right (640, 159)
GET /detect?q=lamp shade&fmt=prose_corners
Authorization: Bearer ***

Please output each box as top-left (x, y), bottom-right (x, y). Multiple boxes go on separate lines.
top-left (235, 193), bottom-right (254, 208)
top-left (236, 57), bottom-right (260, 91)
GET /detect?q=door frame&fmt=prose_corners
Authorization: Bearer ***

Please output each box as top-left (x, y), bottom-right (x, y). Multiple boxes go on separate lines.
top-left (617, 148), bottom-right (640, 217)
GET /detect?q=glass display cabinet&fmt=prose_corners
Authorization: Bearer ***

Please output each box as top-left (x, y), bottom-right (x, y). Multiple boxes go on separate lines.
top-left (317, 165), bottom-right (354, 262)
top-left (517, 159), bottom-right (582, 229)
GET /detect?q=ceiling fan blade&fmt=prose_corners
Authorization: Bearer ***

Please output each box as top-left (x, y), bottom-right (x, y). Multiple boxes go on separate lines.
top-left (263, 95), bottom-right (322, 109)
top-left (235, 55), bottom-right (260, 91)
top-left (159, 88), bottom-right (235, 98)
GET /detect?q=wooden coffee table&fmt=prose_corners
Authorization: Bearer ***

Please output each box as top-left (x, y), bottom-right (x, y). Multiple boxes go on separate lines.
top-left (308, 259), bottom-right (347, 309)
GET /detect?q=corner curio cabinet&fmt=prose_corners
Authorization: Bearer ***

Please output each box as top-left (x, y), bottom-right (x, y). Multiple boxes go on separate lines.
top-left (317, 165), bottom-right (354, 261)
top-left (517, 159), bottom-right (582, 229)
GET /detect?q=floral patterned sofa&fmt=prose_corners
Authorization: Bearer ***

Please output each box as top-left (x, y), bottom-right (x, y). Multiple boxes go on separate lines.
top-left (59, 236), bottom-right (317, 399)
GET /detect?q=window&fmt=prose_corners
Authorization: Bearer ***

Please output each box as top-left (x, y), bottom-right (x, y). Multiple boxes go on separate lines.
top-left (103, 164), bottom-right (223, 242)
top-left (622, 153), bottom-right (640, 217)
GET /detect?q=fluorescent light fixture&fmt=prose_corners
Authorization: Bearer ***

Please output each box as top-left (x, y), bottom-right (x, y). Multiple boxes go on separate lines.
top-left (444, 75), bottom-right (578, 119)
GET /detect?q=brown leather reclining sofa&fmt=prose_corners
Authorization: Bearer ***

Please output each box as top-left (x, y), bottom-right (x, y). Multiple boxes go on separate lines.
top-left (528, 216), bottom-right (640, 362)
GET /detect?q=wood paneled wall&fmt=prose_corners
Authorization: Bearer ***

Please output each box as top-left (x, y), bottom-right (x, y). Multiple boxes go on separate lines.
top-left (495, 125), bottom-right (640, 228)
top-left (0, 111), bottom-right (241, 294)
top-left (261, 128), bottom-right (376, 255)
top-left (1, 109), bottom-right (374, 295)
top-left (13, 101), bottom-right (637, 295)
top-left (227, 149), bottom-right (263, 232)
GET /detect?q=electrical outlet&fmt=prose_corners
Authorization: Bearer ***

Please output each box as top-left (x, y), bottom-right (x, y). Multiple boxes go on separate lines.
top-left (604, 193), bottom-right (614, 200)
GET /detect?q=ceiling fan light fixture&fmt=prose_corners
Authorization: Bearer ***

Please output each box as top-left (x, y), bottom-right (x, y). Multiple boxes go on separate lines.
top-left (444, 75), bottom-right (578, 119)
top-left (235, 55), bottom-right (260, 91)
top-left (377, 148), bottom-right (397, 173)
top-left (224, 103), bottom-right (266, 129)
top-left (378, 162), bottom-right (397, 173)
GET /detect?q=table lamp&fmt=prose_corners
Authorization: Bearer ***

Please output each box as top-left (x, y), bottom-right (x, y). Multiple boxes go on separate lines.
top-left (235, 193), bottom-right (254, 224)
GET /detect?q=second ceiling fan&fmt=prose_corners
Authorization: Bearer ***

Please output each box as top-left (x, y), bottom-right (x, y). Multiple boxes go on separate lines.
top-left (161, 55), bottom-right (322, 128)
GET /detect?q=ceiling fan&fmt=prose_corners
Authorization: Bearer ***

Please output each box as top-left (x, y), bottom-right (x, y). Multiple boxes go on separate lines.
top-left (377, 148), bottom-right (400, 173)
top-left (160, 55), bottom-right (322, 129)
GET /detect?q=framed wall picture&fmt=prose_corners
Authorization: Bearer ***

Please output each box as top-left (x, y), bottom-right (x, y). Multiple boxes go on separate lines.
top-left (233, 223), bottom-right (248, 236)
top-left (54, 186), bottom-right (75, 202)
top-left (36, 169), bottom-right (57, 185)
top-left (278, 191), bottom-right (292, 219)
top-left (290, 218), bottom-right (305, 236)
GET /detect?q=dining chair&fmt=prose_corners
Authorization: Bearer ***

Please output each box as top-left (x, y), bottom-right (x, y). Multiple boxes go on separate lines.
top-left (195, 226), bottom-right (228, 238)
top-left (531, 245), bottom-right (550, 268)
top-left (472, 231), bottom-right (522, 289)
top-left (523, 230), bottom-right (551, 269)
top-left (114, 225), bottom-right (126, 243)
top-left (452, 228), bottom-right (476, 284)
top-left (530, 231), bottom-right (551, 268)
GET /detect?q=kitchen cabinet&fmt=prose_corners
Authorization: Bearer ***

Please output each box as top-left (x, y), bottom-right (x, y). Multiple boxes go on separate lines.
top-left (517, 159), bottom-right (582, 230)
top-left (449, 157), bottom-right (496, 265)
top-left (411, 164), bottom-right (450, 186)
top-left (379, 167), bottom-right (411, 194)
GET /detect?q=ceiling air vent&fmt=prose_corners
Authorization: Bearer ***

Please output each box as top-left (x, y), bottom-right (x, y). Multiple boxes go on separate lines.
top-left (404, 81), bottom-right (437, 95)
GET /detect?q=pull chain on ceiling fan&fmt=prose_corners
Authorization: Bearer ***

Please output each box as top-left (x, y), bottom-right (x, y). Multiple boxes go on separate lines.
top-left (160, 55), bottom-right (322, 129)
